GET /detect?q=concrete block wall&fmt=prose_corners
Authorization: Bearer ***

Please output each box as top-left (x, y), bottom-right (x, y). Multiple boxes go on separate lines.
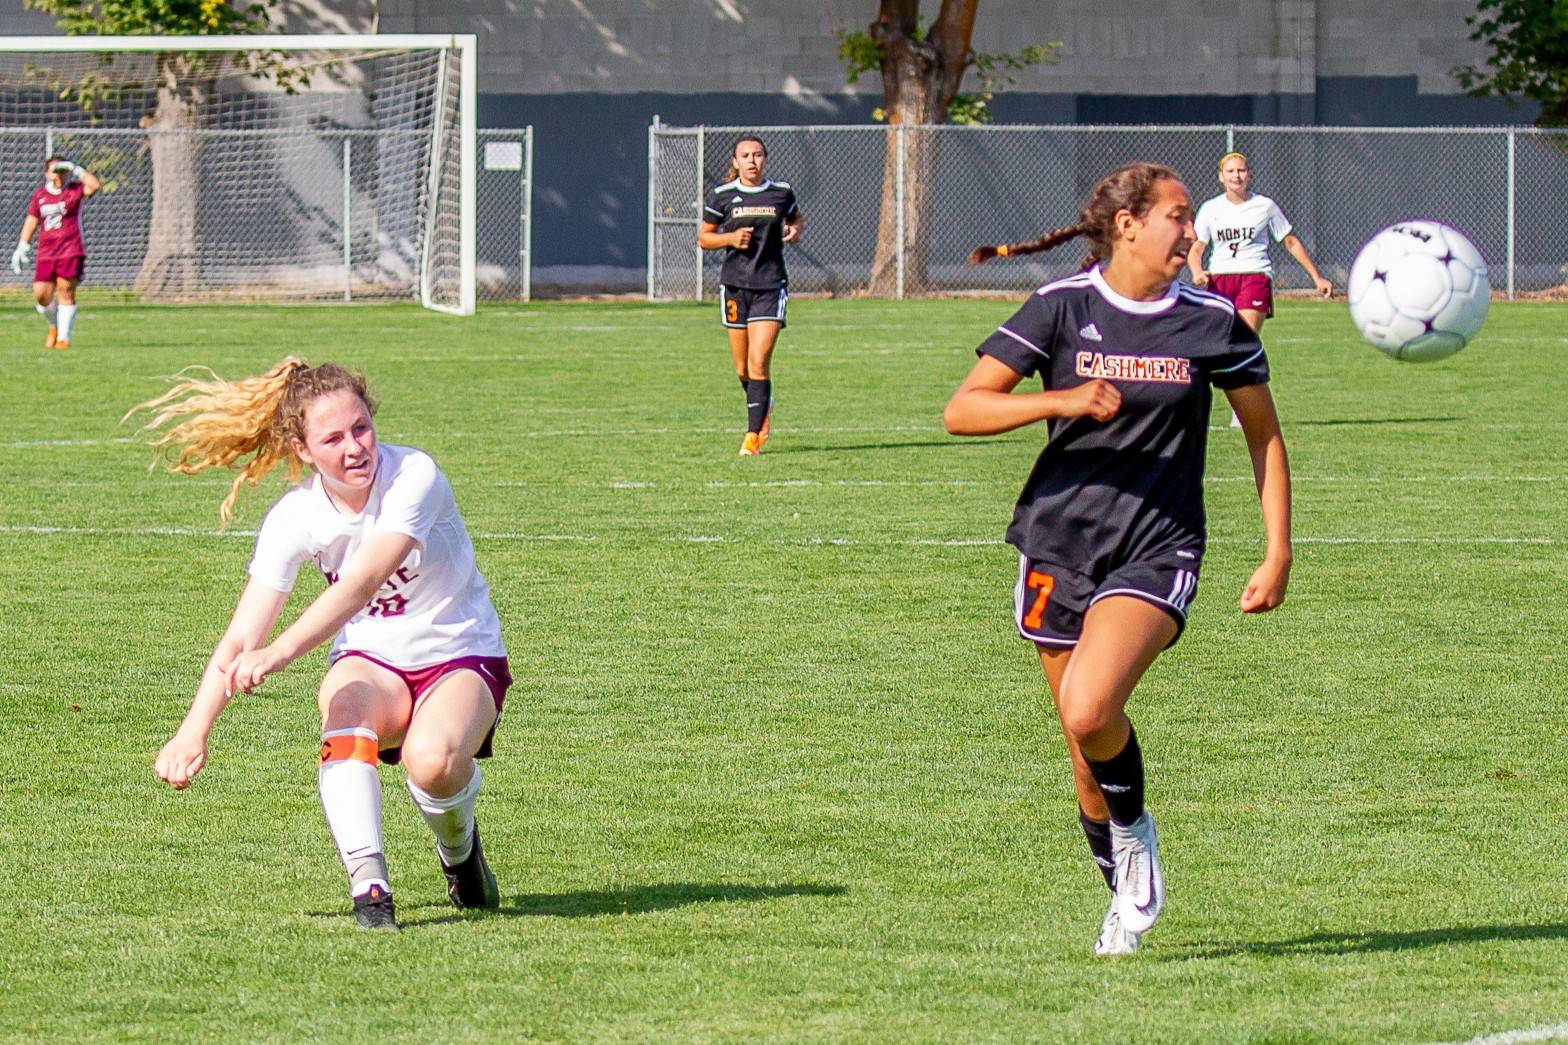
top-left (374, 0), bottom-right (1486, 100)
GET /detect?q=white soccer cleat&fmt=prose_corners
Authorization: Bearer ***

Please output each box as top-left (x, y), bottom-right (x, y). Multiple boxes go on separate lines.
top-left (1093, 898), bottom-right (1141, 956)
top-left (1111, 811), bottom-right (1165, 935)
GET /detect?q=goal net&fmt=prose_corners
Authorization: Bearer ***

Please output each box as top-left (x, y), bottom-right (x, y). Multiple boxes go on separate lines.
top-left (0, 34), bottom-right (475, 313)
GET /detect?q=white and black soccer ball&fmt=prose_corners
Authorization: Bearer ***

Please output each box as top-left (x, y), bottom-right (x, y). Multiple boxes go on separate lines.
top-left (1347, 220), bottom-right (1490, 362)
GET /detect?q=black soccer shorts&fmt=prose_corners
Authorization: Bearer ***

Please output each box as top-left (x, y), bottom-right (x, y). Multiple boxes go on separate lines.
top-left (720, 284), bottom-right (788, 329)
top-left (1013, 551), bottom-right (1201, 649)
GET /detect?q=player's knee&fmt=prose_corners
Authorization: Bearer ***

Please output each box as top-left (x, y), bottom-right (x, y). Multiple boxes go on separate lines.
top-left (399, 736), bottom-right (464, 792)
top-left (1058, 696), bottom-right (1119, 747)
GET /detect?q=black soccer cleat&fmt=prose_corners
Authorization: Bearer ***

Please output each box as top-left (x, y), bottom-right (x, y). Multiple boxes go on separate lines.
top-left (353, 884), bottom-right (400, 932)
top-left (441, 823), bottom-right (500, 910)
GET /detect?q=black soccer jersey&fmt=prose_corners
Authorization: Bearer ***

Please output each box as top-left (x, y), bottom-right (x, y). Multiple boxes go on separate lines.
top-left (976, 267), bottom-right (1269, 574)
top-left (703, 178), bottom-right (799, 290)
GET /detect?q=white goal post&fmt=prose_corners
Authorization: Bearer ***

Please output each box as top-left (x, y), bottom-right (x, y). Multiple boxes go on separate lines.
top-left (0, 34), bottom-right (476, 314)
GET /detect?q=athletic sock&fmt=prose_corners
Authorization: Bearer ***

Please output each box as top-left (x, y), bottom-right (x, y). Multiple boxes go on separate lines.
top-left (36, 302), bottom-right (56, 324)
top-left (1079, 808), bottom-right (1116, 891)
top-left (745, 378), bottom-right (772, 434)
top-left (57, 304), bottom-right (76, 341)
top-left (318, 727), bottom-right (389, 897)
top-left (406, 760), bottom-right (481, 866)
top-left (1083, 725), bottom-right (1146, 828)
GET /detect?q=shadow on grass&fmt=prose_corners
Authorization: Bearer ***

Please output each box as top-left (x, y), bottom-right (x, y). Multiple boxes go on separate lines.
top-left (310, 881), bottom-right (847, 927)
top-left (770, 439), bottom-right (1003, 455)
top-left (1168, 921), bottom-right (1568, 960)
top-left (1291, 416), bottom-right (1464, 427)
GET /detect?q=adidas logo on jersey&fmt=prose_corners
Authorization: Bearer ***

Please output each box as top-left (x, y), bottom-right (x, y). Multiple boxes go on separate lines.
top-left (732, 196), bottom-right (742, 203)
top-left (1079, 322), bottom-right (1103, 342)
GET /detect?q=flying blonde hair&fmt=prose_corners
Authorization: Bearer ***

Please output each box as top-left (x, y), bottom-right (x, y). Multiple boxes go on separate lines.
top-left (126, 357), bottom-right (375, 523)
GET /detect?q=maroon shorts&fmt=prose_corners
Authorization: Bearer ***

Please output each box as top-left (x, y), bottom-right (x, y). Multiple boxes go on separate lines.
top-left (1209, 273), bottom-right (1272, 317)
top-left (34, 255), bottom-right (84, 283)
top-left (333, 651), bottom-right (512, 764)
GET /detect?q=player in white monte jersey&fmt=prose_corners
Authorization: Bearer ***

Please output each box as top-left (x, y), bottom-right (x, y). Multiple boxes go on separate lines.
top-left (138, 359), bottom-right (510, 931)
top-left (1188, 151), bottom-right (1331, 328)
top-left (1188, 151), bottom-right (1331, 425)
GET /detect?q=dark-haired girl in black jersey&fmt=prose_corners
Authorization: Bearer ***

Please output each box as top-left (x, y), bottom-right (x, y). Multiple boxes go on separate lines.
top-left (949, 163), bottom-right (1292, 955)
top-left (698, 135), bottom-right (803, 456)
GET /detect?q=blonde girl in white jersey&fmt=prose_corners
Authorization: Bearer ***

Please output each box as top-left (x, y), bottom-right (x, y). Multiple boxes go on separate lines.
top-left (1188, 151), bottom-right (1332, 332)
top-left (1189, 152), bottom-right (1332, 424)
top-left (138, 359), bottom-right (510, 932)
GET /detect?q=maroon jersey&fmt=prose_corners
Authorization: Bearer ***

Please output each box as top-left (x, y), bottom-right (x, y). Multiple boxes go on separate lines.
top-left (28, 183), bottom-right (86, 261)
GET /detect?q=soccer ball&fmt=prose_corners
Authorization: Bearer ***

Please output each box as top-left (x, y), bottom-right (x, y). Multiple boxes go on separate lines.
top-left (1347, 221), bottom-right (1490, 362)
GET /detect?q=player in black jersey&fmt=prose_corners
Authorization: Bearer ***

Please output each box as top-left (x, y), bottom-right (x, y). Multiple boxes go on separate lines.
top-left (949, 162), bottom-right (1292, 955)
top-left (698, 135), bottom-right (803, 456)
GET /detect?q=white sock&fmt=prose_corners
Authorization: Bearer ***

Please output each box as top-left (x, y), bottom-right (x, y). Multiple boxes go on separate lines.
top-left (318, 728), bottom-right (388, 897)
top-left (36, 302), bottom-right (56, 325)
top-left (57, 304), bottom-right (76, 341)
top-left (406, 761), bottom-right (481, 866)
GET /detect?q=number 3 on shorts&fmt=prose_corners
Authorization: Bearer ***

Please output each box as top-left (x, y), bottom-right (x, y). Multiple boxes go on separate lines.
top-left (726, 299), bottom-right (740, 324)
top-left (1023, 569), bottom-right (1055, 629)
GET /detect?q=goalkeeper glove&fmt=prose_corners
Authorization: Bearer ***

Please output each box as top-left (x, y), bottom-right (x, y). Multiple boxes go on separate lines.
top-left (10, 241), bottom-right (30, 275)
top-left (51, 159), bottom-right (84, 180)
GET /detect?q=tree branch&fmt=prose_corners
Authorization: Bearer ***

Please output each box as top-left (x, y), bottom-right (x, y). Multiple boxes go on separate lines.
top-left (931, 0), bottom-right (979, 76)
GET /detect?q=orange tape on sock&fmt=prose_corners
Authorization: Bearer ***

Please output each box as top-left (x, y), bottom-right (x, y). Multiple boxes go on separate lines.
top-left (320, 733), bottom-right (379, 765)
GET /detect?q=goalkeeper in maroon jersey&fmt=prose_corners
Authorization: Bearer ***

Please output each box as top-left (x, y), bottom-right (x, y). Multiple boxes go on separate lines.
top-left (12, 156), bottom-right (99, 350)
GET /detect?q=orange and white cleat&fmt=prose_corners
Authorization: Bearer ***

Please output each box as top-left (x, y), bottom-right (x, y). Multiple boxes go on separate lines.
top-left (739, 432), bottom-right (761, 456)
top-left (44, 325), bottom-right (57, 348)
top-left (53, 338), bottom-right (69, 350)
top-left (757, 402), bottom-right (774, 448)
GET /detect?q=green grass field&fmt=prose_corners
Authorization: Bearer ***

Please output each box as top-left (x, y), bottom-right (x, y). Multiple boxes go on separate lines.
top-left (2, 296), bottom-right (1565, 1043)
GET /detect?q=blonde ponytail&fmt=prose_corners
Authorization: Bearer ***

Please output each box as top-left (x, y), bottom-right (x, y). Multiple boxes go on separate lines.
top-left (126, 357), bottom-right (374, 523)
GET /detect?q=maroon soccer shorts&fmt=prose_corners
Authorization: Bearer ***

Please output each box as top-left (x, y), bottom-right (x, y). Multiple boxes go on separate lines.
top-left (1209, 273), bottom-right (1273, 317)
top-left (331, 652), bottom-right (512, 764)
top-left (34, 255), bottom-right (84, 283)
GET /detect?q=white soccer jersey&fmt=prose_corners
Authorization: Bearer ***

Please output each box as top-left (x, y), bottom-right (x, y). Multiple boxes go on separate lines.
top-left (1193, 193), bottom-right (1292, 276)
top-left (248, 443), bottom-right (506, 668)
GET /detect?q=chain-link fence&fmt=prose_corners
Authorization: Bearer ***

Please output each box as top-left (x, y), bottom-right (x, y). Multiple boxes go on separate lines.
top-left (650, 123), bottom-right (1568, 300)
top-left (477, 127), bottom-right (533, 302)
top-left (1, 123), bottom-right (530, 305)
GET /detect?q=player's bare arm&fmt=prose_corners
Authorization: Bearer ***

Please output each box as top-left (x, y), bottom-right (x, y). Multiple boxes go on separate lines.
top-left (1281, 233), bottom-right (1331, 296)
top-left (782, 212), bottom-right (803, 243)
top-left (944, 355), bottom-right (1121, 435)
top-left (698, 221), bottom-right (750, 251)
top-left (1226, 382), bottom-right (1292, 612)
top-left (1187, 239), bottom-right (1210, 285)
top-left (225, 531), bottom-right (419, 696)
top-left (155, 579), bottom-right (289, 789)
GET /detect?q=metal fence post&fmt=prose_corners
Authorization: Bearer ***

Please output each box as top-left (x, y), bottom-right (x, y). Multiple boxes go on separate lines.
top-left (521, 127), bottom-right (534, 303)
top-left (646, 116), bottom-right (659, 300)
top-left (1506, 127), bottom-right (1515, 301)
top-left (895, 123), bottom-right (905, 301)
top-left (342, 138), bottom-right (352, 302)
top-left (695, 125), bottom-right (705, 302)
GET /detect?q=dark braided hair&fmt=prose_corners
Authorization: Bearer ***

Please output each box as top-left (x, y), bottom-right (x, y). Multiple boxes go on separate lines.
top-left (967, 162), bottom-right (1183, 269)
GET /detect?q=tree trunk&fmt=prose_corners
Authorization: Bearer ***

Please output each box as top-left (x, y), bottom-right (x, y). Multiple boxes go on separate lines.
top-left (864, 0), bottom-right (975, 297)
top-left (134, 59), bottom-right (203, 299)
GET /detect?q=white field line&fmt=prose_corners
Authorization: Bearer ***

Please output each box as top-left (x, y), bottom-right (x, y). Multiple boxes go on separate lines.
top-left (1435, 1021), bottom-right (1568, 1045)
top-left (8, 423), bottom-right (1566, 452)
top-left (489, 475), bottom-right (1568, 490)
top-left (0, 524), bottom-right (1553, 548)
